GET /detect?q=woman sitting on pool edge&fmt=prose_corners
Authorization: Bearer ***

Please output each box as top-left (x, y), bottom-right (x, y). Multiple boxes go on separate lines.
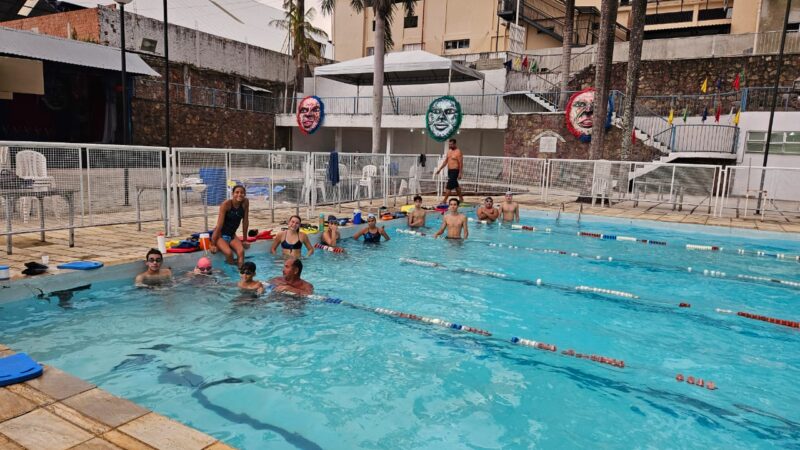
top-left (271, 215), bottom-right (315, 257)
top-left (210, 185), bottom-right (250, 269)
top-left (353, 214), bottom-right (390, 243)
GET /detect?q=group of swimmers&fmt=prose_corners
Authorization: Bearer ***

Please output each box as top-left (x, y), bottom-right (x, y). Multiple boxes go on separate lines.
top-left (135, 175), bottom-right (521, 296)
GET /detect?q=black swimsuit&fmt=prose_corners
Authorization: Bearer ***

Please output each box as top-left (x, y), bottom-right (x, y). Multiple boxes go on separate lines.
top-left (220, 202), bottom-right (244, 238)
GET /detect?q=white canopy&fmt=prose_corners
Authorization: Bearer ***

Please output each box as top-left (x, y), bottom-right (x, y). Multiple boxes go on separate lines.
top-left (314, 50), bottom-right (484, 86)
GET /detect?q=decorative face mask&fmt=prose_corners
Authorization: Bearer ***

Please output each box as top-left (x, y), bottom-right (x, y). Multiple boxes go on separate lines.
top-left (297, 96), bottom-right (324, 134)
top-left (425, 96), bottom-right (462, 141)
top-left (566, 88), bottom-right (595, 142)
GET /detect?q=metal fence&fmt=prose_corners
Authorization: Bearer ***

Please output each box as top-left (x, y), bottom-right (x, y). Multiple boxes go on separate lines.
top-left (4, 140), bottom-right (800, 254)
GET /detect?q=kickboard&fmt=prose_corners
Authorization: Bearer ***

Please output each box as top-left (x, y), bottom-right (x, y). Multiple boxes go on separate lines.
top-left (56, 261), bottom-right (104, 270)
top-left (0, 353), bottom-right (43, 387)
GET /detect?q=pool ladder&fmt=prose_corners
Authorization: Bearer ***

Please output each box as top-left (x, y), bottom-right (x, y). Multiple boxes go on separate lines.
top-left (555, 203), bottom-right (565, 223)
top-left (577, 203), bottom-right (582, 225)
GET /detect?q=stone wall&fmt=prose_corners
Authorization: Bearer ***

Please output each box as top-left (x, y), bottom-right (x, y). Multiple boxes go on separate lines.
top-left (132, 98), bottom-right (274, 149)
top-left (569, 54), bottom-right (800, 96)
top-left (504, 113), bottom-right (661, 162)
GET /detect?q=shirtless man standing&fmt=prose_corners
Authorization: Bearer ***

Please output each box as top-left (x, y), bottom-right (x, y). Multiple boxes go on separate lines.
top-left (435, 139), bottom-right (463, 204)
top-left (500, 191), bottom-right (520, 222)
top-left (476, 197), bottom-right (500, 223)
top-left (434, 198), bottom-right (468, 239)
top-left (407, 195), bottom-right (426, 228)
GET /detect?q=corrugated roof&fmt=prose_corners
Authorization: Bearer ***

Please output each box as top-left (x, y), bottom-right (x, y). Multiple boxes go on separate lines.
top-left (0, 26), bottom-right (159, 76)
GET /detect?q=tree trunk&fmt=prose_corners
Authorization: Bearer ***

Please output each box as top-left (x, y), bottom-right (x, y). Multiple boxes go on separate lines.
top-left (621, 0), bottom-right (646, 161)
top-left (589, 0), bottom-right (618, 159)
top-left (294, 0), bottom-right (306, 95)
top-left (559, 0), bottom-right (575, 110)
top-left (372, 12), bottom-right (385, 154)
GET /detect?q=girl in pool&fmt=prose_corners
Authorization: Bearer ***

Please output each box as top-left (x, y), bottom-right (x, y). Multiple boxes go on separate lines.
top-left (271, 215), bottom-right (315, 257)
top-left (210, 185), bottom-right (250, 268)
top-left (353, 214), bottom-right (390, 243)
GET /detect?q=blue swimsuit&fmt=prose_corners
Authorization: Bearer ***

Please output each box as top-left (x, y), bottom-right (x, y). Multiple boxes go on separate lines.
top-left (362, 230), bottom-right (381, 243)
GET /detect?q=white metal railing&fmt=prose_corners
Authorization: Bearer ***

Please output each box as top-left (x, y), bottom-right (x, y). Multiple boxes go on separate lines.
top-left (4, 140), bottom-right (800, 254)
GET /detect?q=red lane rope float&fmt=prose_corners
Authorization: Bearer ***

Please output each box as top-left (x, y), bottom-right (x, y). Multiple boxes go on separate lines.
top-left (561, 349), bottom-right (625, 368)
top-left (511, 337), bottom-right (556, 352)
top-left (314, 243), bottom-right (345, 253)
top-left (675, 373), bottom-right (718, 390)
top-left (716, 309), bottom-right (800, 329)
top-left (679, 303), bottom-right (691, 308)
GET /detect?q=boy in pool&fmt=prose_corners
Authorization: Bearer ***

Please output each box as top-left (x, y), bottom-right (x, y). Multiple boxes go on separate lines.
top-left (500, 191), bottom-right (520, 222)
top-left (476, 197), bottom-right (500, 223)
top-left (407, 195), bottom-right (426, 228)
top-left (434, 198), bottom-right (468, 240)
top-left (192, 256), bottom-right (214, 275)
top-left (321, 215), bottom-right (341, 247)
top-left (238, 261), bottom-right (264, 294)
top-left (135, 248), bottom-right (172, 286)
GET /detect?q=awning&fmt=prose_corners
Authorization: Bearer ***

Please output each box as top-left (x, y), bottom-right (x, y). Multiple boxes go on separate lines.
top-left (0, 55), bottom-right (44, 95)
top-left (314, 50), bottom-right (484, 86)
top-left (241, 83), bottom-right (272, 93)
top-left (0, 27), bottom-right (159, 76)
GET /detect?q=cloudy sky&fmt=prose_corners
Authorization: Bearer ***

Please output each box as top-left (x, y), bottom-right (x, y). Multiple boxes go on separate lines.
top-left (256, 0), bottom-right (333, 37)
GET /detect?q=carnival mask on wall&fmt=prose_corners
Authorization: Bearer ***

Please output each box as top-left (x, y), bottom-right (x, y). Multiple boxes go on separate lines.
top-left (425, 96), bottom-right (462, 141)
top-left (565, 87), bottom-right (613, 143)
top-left (297, 95), bottom-right (324, 134)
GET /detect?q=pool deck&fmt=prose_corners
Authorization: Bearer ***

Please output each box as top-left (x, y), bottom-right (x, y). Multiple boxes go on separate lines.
top-left (1, 194), bottom-right (799, 449)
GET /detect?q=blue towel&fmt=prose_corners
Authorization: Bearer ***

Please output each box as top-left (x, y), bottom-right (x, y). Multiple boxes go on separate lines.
top-left (327, 151), bottom-right (340, 186)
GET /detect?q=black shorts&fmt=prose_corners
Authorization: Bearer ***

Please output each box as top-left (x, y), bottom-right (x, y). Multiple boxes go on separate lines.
top-left (446, 169), bottom-right (460, 190)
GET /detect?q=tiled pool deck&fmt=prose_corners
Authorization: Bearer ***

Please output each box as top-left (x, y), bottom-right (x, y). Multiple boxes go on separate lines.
top-left (1, 195), bottom-right (799, 449)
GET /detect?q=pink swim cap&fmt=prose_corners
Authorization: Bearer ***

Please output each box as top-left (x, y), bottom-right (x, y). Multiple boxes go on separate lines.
top-left (196, 256), bottom-right (212, 269)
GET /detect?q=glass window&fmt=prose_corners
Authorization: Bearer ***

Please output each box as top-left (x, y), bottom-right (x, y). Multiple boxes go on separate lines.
top-left (366, 47), bottom-right (374, 56)
top-left (444, 39), bottom-right (470, 50)
top-left (404, 15), bottom-right (418, 28)
top-left (744, 130), bottom-right (800, 154)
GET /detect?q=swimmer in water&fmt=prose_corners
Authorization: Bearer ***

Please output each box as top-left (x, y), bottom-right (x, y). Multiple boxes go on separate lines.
top-left (500, 191), bottom-right (520, 222)
top-left (267, 257), bottom-right (314, 296)
top-left (476, 197), bottom-right (500, 223)
top-left (238, 261), bottom-right (264, 294)
top-left (353, 214), bottom-right (390, 243)
top-left (135, 248), bottom-right (172, 286)
top-left (271, 215), bottom-right (315, 258)
top-left (407, 195), bottom-right (426, 228)
top-left (434, 198), bottom-right (468, 240)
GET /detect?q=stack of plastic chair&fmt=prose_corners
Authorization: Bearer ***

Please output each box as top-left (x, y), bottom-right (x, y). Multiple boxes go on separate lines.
top-left (16, 150), bottom-right (59, 223)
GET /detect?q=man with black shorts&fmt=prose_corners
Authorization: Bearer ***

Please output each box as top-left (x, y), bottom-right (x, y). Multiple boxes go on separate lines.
top-left (435, 138), bottom-right (464, 204)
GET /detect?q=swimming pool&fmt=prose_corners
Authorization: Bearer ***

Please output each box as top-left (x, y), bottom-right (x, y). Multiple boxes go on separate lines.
top-left (2, 210), bottom-right (800, 449)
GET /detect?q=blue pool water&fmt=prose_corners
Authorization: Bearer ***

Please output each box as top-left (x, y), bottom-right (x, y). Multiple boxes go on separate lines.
top-left (2, 211), bottom-right (800, 449)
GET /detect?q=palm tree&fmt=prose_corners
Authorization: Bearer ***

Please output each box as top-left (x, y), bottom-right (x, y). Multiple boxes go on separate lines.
top-left (589, 0), bottom-right (619, 159)
top-left (620, 0), bottom-right (646, 160)
top-left (321, 0), bottom-right (417, 154)
top-left (559, 0), bottom-right (575, 110)
top-left (271, 0), bottom-right (329, 97)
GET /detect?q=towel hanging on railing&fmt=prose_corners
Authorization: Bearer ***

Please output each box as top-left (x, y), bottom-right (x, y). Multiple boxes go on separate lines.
top-left (418, 154), bottom-right (426, 168)
top-left (327, 151), bottom-right (340, 186)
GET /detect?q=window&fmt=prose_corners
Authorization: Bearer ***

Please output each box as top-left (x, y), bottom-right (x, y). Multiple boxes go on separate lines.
top-left (444, 39), bottom-right (470, 50)
top-left (366, 47), bottom-right (375, 56)
top-left (746, 131), bottom-right (800, 154)
top-left (402, 43), bottom-right (422, 51)
top-left (372, 20), bottom-right (375, 31)
top-left (404, 15), bottom-right (418, 28)
top-left (140, 38), bottom-right (158, 53)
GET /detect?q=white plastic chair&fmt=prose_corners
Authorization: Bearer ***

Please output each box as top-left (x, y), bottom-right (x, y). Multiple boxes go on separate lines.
top-left (301, 160), bottom-right (327, 203)
top-left (15, 150), bottom-right (60, 223)
top-left (353, 164), bottom-right (377, 199)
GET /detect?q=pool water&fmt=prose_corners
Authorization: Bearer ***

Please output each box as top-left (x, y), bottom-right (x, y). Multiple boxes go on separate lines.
top-left (2, 211), bottom-right (800, 449)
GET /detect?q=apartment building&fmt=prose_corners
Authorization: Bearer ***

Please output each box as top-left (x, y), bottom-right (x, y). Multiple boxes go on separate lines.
top-left (332, 0), bottom-right (794, 61)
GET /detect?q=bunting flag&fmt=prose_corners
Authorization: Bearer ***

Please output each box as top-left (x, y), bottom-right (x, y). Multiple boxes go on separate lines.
top-left (632, 129), bottom-right (637, 144)
top-left (701, 78), bottom-right (708, 94)
top-left (715, 104), bottom-right (722, 123)
top-left (530, 60), bottom-right (538, 73)
top-left (733, 69), bottom-right (744, 91)
top-left (682, 107), bottom-right (688, 123)
top-left (702, 106), bottom-right (708, 122)
top-left (715, 78), bottom-right (722, 91)
top-left (733, 109), bottom-right (741, 126)
top-left (667, 108), bottom-right (674, 125)
top-left (503, 60), bottom-right (513, 72)
top-left (513, 57), bottom-right (521, 71)
top-left (522, 56), bottom-right (529, 70)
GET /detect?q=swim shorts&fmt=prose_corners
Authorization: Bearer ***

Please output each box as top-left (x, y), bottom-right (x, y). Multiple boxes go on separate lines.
top-left (446, 169), bottom-right (460, 190)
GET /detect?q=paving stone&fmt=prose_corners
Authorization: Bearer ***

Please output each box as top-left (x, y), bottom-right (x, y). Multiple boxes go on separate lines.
top-left (0, 350), bottom-right (13, 358)
top-left (0, 432), bottom-right (25, 450)
top-left (101, 431), bottom-right (155, 450)
top-left (63, 388), bottom-right (148, 428)
top-left (118, 413), bottom-right (216, 450)
top-left (25, 366), bottom-right (95, 401)
top-left (70, 437), bottom-right (125, 450)
top-left (5, 383), bottom-right (56, 406)
top-left (202, 442), bottom-right (237, 450)
top-left (0, 409), bottom-right (93, 450)
top-left (45, 402), bottom-right (111, 435)
top-left (0, 389), bottom-right (37, 422)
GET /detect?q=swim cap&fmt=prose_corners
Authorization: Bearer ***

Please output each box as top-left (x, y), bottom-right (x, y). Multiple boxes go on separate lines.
top-left (197, 257), bottom-right (212, 269)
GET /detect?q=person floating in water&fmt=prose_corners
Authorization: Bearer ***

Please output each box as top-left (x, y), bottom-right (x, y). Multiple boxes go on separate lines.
top-left (500, 191), bottom-right (520, 222)
top-left (271, 215), bottom-right (315, 258)
top-left (476, 197), bottom-right (500, 223)
top-left (193, 256), bottom-right (214, 275)
top-left (353, 214), bottom-right (390, 243)
top-left (434, 198), bottom-right (468, 240)
top-left (267, 257), bottom-right (314, 296)
top-left (238, 261), bottom-right (264, 295)
top-left (210, 185), bottom-right (250, 268)
top-left (407, 195), bottom-right (426, 228)
top-left (434, 139), bottom-right (464, 204)
top-left (321, 215), bottom-right (341, 247)
top-left (135, 248), bottom-right (172, 286)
